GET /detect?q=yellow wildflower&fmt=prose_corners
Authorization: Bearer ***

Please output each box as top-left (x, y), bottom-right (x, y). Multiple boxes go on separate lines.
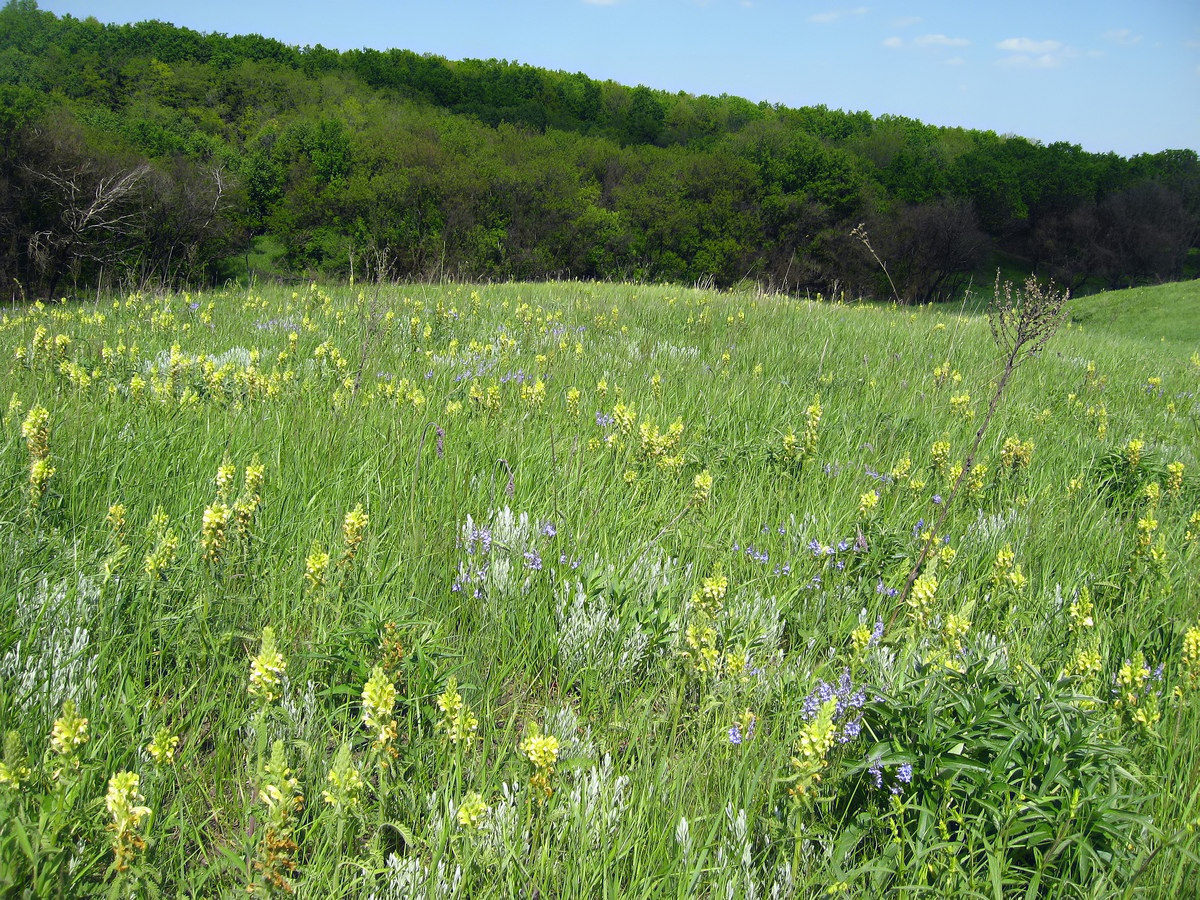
top-left (249, 626), bottom-right (286, 703)
top-left (50, 700), bottom-right (89, 759)
top-left (362, 666), bottom-right (399, 760)
top-left (146, 727), bottom-right (180, 766)
top-left (691, 469), bottom-right (713, 506)
top-left (520, 724), bottom-right (560, 801)
top-left (305, 543), bottom-right (330, 589)
top-left (436, 677), bottom-right (479, 747)
top-left (457, 791), bottom-right (490, 829)
top-left (105, 771), bottom-right (151, 872)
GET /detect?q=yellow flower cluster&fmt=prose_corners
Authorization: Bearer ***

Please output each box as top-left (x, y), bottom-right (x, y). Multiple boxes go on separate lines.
top-left (907, 572), bottom-right (938, 628)
top-left (305, 543), bottom-right (331, 590)
top-left (942, 613), bottom-right (971, 657)
top-left (1085, 402), bottom-right (1108, 438)
top-left (249, 626), bottom-right (287, 704)
top-left (1144, 482), bottom-right (1162, 508)
top-left (1125, 438), bottom-right (1144, 473)
top-left (999, 437), bottom-right (1034, 474)
top-left (691, 469), bottom-right (713, 507)
top-left (436, 677), bottom-right (479, 747)
top-left (637, 417), bottom-right (685, 469)
top-left (788, 697), bottom-right (838, 801)
top-left (520, 379), bottom-right (546, 407)
top-left (251, 741), bottom-right (303, 896)
top-left (684, 620), bottom-right (720, 675)
top-left (105, 771), bottom-right (151, 873)
top-left (322, 743), bottom-right (364, 811)
top-left (106, 502), bottom-right (127, 541)
top-left (1166, 462), bottom-right (1185, 500)
top-left (802, 397), bottom-right (822, 457)
top-left (520, 724), bottom-right (560, 801)
top-left (342, 504), bottom-right (368, 563)
top-left (456, 791), bottom-right (490, 829)
top-left (216, 455), bottom-right (237, 496)
top-left (990, 544), bottom-right (1027, 593)
top-left (1068, 588), bottom-right (1094, 631)
top-left (692, 571), bottom-right (728, 614)
top-left (20, 405), bottom-right (51, 459)
top-left (200, 503), bottom-right (230, 562)
top-left (1113, 651), bottom-right (1161, 735)
top-left (21, 405), bottom-right (54, 503)
top-left (362, 666), bottom-right (399, 762)
top-left (1132, 516), bottom-right (1167, 571)
top-left (144, 510), bottom-right (180, 579)
top-left (0, 731), bottom-right (30, 790)
top-left (1187, 511), bottom-right (1200, 545)
top-left (949, 393), bottom-right (973, 419)
top-left (929, 440), bottom-right (951, 477)
top-left (146, 727), bottom-right (180, 766)
top-left (50, 699), bottom-right (90, 760)
top-left (1180, 625), bottom-right (1200, 694)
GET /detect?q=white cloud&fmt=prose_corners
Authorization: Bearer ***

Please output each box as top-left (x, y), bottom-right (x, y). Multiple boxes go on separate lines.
top-left (1103, 28), bottom-right (1141, 46)
top-left (1000, 53), bottom-right (1063, 69)
top-left (809, 7), bottom-right (869, 24)
top-left (995, 37), bottom-right (1079, 68)
top-left (892, 16), bottom-right (921, 28)
top-left (997, 37), bottom-right (1063, 54)
top-left (914, 33), bottom-right (969, 48)
top-left (882, 36), bottom-right (903, 48)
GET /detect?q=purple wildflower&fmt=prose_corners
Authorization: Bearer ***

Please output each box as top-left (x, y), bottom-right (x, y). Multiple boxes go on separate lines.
top-left (839, 717), bottom-right (862, 743)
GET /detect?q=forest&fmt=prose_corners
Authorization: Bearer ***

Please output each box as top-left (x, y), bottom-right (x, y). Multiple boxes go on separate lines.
top-left (1, 0), bottom-right (1197, 300)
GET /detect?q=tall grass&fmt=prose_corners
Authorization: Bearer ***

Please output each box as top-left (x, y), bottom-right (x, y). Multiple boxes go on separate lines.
top-left (0, 279), bottom-right (1197, 897)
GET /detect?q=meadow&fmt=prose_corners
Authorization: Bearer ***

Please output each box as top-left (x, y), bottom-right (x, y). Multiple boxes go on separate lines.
top-left (0, 277), bottom-right (1198, 898)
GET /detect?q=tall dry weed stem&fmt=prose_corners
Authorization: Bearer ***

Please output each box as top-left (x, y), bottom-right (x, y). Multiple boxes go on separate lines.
top-left (892, 274), bottom-right (1068, 623)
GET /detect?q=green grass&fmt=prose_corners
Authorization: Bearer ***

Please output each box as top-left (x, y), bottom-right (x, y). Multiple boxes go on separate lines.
top-left (0, 280), bottom-right (1198, 897)
top-left (1067, 278), bottom-right (1200, 347)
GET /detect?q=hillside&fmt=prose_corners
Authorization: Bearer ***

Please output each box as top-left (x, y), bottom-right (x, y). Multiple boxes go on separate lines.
top-left (1069, 279), bottom-right (1200, 347)
top-left (1, 0), bottom-right (1197, 299)
top-left (2, 278), bottom-right (1198, 895)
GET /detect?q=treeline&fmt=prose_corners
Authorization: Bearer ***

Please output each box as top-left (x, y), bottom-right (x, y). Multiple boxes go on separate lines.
top-left (1, 0), bottom-right (1197, 299)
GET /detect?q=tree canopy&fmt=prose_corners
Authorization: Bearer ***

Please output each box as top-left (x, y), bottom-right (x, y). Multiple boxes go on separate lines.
top-left (1, 0), bottom-right (1195, 298)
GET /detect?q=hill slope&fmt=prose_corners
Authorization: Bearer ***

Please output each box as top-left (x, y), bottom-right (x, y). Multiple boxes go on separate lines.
top-left (1069, 279), bottom-right (1200, 347)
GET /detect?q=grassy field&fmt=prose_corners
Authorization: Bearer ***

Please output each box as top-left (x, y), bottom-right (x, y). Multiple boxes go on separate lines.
top-left (1067, 278), bottom-right (1200, 347)
top-left (1, 279), bottom-right (1198, 897)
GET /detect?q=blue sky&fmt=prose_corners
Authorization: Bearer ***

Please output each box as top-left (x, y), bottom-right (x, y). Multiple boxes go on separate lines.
top-left (39, 0), bottom-right (1200, 156)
